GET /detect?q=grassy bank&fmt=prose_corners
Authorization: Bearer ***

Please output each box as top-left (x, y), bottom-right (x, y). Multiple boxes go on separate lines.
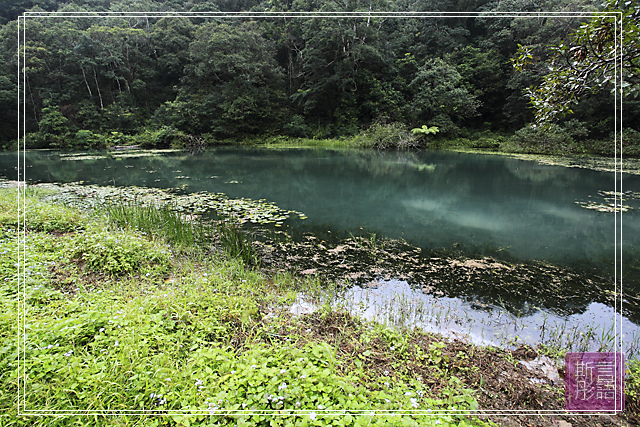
top-left (234, 132), bottom-right (640, 175)
top-left (1, 186), bottom-right (638, 426)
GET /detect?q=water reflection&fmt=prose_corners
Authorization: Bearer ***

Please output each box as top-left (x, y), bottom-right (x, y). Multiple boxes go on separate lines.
top-left (303, 279), bottom-right (640, 358)
top-left (3, 148), bottom-right (640, 343)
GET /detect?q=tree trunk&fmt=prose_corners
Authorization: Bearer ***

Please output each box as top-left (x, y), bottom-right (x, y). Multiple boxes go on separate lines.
top-left (93, 68), bottom-right (104, 110)
top-left (81, 67), bottom-right (93, 98)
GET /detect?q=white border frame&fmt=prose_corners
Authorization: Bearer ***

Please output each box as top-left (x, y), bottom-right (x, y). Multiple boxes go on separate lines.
top-left (16, 8), bottom-right (625, 420)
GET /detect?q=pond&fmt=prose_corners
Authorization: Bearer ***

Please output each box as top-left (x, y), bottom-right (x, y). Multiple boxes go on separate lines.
top-left (4, 147), bottom-right (640, 355)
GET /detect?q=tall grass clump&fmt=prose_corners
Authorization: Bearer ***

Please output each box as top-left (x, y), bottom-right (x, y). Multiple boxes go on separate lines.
top-left (216, 220), bottom-right (258, 266)
top-left (99, 202), bottom-right (207, 251)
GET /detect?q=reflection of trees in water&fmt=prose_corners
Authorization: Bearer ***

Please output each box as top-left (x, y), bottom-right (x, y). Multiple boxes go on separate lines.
top-left (504, 157), bottom-right (584, 183)
top-left (21, 151), bottom-right (184, 187)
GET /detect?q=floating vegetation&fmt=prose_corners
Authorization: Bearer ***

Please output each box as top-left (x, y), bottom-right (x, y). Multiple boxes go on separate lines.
top-left (38, 182), bottom-right (307, 226)
top-left (59, 149), bottom-right (180, 161)
top-left (575, 190), bottom-right (640, 212)
top-left (259, 232), bottom-right (623, 322)
top-left (451, 148), bottom-right (640, 175)
top-left (599, 190), bottom-right (640, 200)
top-left (575, 201), bottom-right (632, 212)
top-left (60, 154), bottom-right (109, 161)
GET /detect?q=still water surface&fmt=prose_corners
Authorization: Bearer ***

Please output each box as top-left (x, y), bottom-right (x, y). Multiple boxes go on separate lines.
top-left (4, 148), bottom-right (640, 353)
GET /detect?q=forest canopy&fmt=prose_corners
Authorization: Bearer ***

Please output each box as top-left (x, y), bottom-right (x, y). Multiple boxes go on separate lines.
top-left (1, 0), bottom-right (638, 155)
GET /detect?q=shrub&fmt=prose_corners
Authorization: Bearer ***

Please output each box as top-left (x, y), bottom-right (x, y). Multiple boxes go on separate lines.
top-left (74, 130), bottom-right (105, 149)
top-left (510, 124), bottom-right (577, 154)
top-left (70, 228), bottom-right (171, 276)
top-left (134, 126), bottom-right (188, 148)
top-left (283, 114), bottom-right (311, 137)
top-left (354, 123), bottom-right (419, 150)
top-left (620, 128), bottom-right (640, 157)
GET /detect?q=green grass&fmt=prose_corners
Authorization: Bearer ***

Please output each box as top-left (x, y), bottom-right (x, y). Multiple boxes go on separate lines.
top-left (4, 185), bottom-right (639, 425)
top-left (0, 186), bottom-right (87, 232)
top-left (216, 220), bottom-right (259, 266)
top-left (98, 201), bottom-right (208, 251)
top-left (1, 187), bottom-right (491, 426)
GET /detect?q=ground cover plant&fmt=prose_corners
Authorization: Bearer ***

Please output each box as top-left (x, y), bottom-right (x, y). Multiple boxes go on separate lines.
top-left (1, 185), bottom-right (638, 426)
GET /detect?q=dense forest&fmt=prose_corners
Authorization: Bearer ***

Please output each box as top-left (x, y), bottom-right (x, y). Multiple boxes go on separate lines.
top-left (1, 0), bottom-right (639, 155)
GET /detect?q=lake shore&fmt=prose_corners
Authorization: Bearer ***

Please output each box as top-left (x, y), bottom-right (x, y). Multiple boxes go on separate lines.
top-left (231, 135), bottom-right (640, 176)
top-left (1, 182), bottom-right (638, 426)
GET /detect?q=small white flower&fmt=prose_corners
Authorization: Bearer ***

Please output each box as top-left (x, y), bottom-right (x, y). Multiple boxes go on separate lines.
top-left (383, 382), bottom-right (389, 387)
top-left (295, 401), bottom-right (301, 407)
top-left (435, 421), bottom-right (441, 425)
top-left (278, 382), bottom-right (287, 390)
top-left (99, 328), bottom-right (105, 332)
top-left (309, 412), bottom-right (317, 420)
top-left (300, 374), bottom-right (307, 379)
top-left (114, 341), bottom-right (119, 347)
top-left (385, 398), bottom-right (390, 403)
top-left (383, 370), bottom-right (389, 375)
top-left (390, 346), bottom-right (395, 351)
top-left (251, 365), bottom-right (257, 369)
top-left (242, 402), bottom-right (247, 408)
top-left (410, 398), bottom-right (418, 408)
top-left (405, 391), bottom-right (412, 396)
top-left (195, 379), bottom-right (203, 386)
top-left (317, 404), bottom-right (324, 409)
top-left (150, 393), bottom-right (155, 398)
top-left (231, 370), bottom-right (236, 374)
top-left (280, 369), bottom-right (287, 374)
top-left (306, 328), bottom-right (311, 333)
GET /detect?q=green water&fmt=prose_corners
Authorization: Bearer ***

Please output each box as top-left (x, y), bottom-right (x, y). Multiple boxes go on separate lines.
top-left (5, 147), bottom-right (640, 353)
top-left (6, 148), bottom-right (637, 277)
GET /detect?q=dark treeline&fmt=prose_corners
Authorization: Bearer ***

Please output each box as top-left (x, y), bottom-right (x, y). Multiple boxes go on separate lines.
top-left (1, 0), bottom-right (639, 154)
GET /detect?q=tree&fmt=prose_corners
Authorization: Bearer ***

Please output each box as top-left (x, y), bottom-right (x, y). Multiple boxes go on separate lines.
top-left (409, 58), bottom-right (481, 135)
top-left (513, 0), bottom-right (640, 123)
top-left (168, 21), bottom-right (287, 136)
